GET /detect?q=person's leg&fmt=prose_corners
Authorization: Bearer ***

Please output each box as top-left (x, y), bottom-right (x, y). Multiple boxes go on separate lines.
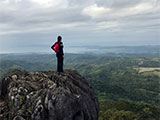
top-left (59, 55), bottom-right (64, 73)
top-left (57, 55), bottom-right (61, 72)
top-left (61, 56), bottom-right (64, 72)
top-left (59, 56), bottom-right (63, 72)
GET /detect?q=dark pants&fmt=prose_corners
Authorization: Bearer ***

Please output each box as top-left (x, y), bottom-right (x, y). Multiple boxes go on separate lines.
top-left (56, 54), bottom-right (64, 73)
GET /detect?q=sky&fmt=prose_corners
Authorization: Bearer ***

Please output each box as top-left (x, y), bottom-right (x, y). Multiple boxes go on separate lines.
top-left (0, 0), bottom-right (160, 53)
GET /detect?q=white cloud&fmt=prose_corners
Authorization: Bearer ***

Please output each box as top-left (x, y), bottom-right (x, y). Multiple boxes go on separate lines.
top-left (82, 4), bottom-right (112, 18)
top-left (129, 2), bottom-right (153, 13)
top-left (93, 21), bottom-right (119, 31)
top-left (119, 2), bottom-right (156, 17)
top-left (30, 0), bottom-right (68, 8)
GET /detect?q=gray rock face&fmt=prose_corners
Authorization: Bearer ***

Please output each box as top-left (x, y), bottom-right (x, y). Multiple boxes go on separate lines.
top-left (0, 69), bottom-right (99, 120)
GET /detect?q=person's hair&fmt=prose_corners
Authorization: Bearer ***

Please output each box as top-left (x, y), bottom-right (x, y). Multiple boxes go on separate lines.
top-left (57, 36), bottom-right (62, 42)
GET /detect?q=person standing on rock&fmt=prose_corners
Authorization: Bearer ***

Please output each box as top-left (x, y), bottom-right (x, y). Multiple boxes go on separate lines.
top-left (51, 36), bottom-right (64, 74)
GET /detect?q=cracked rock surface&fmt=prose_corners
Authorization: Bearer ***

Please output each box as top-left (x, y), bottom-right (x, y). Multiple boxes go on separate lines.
top-left (0, 69), bottom-right (99, 120)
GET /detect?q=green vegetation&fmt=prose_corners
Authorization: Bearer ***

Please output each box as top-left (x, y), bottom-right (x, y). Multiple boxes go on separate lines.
top-left (0, 53), bottom-right (160, 120)
top-left (20, 95), bottom-right (25, 105)
top-left (99, 99), bottom-right (160, 120)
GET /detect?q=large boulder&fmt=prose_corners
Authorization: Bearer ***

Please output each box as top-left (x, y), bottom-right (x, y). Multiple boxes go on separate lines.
top-left (0, 69), bottom-right (99, 120)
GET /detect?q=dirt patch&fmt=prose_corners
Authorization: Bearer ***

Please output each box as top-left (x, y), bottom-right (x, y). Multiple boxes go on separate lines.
top-left (135, 67), bottom-right (160, 73)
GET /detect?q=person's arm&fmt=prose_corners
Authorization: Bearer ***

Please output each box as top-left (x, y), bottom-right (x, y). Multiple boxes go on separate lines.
top-left (51, 43), bottom-right (56, 51)
top-left (60, 42), bottom-right (64, 54)
top-left (60, 42), bottom-right (63, 47)
top-left (60, 42), bottom-right (64, 59)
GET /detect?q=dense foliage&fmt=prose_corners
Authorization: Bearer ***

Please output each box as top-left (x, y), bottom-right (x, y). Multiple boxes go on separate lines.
top-left (99, 99), bottom-right (160, 120)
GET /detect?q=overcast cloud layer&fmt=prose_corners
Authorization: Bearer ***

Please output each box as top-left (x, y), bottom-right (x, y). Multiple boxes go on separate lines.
top-left (0, 0), bottom-right (160, 53)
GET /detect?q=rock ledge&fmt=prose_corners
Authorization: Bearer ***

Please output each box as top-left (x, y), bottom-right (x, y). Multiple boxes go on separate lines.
top-left (0, 69), bottom-right (99, 120)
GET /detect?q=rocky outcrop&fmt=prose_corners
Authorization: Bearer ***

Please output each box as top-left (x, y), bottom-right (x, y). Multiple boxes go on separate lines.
top-left (0, 69), bottom-right (99, 120)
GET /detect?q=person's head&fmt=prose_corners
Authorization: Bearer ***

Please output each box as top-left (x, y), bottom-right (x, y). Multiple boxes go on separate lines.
top-left (57, 36), bottom-right (62, 43)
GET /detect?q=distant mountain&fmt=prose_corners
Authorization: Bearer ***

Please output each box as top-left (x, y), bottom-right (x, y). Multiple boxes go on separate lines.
top-left (68, 45), bottom-right (160, 57)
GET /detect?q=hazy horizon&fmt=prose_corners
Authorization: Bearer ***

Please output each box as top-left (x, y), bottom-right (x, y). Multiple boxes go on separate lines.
top-left (0, 45), bottom-right (159, 54)
top-left (0, 0), bottom-right (160, 53)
